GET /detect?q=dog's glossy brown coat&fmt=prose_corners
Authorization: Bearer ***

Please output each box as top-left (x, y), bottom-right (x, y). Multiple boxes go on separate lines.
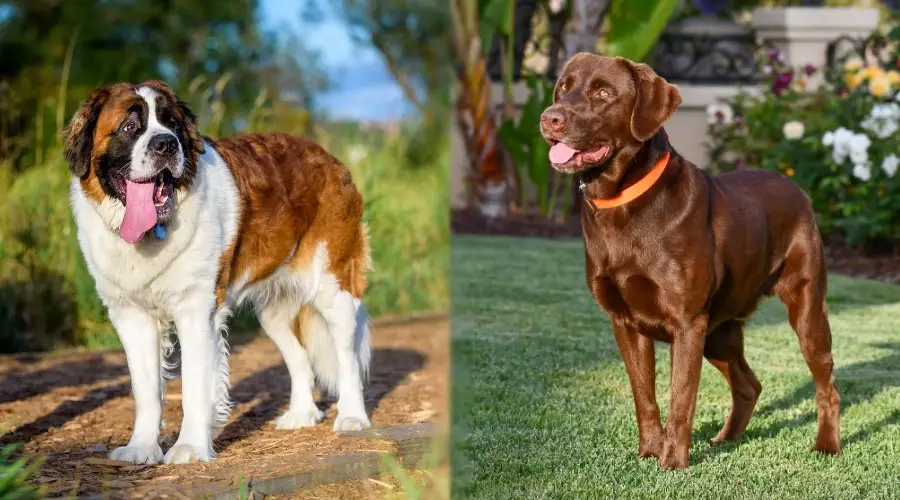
top-left (541, 53), bottom-right (840, 469)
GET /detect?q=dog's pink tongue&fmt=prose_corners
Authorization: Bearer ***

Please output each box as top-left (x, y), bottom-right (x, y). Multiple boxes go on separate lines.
top-left (120, 180), bottom-right (158, 243)
top-left (549, 143), bottom-right (579, 164)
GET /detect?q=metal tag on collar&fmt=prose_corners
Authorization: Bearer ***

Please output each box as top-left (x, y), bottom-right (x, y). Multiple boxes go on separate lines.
top-left (154, 223), bottom-right (168, 240)
top-left (579, 180), bottom-right (600, 213)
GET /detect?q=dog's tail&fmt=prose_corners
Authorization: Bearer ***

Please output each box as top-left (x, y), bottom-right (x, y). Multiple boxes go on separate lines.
top-left (297, 301), bottom-right (371, 397)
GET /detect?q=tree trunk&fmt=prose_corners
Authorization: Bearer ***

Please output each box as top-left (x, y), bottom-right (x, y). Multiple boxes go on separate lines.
top-left (566, 0), bottom-right (611, 56)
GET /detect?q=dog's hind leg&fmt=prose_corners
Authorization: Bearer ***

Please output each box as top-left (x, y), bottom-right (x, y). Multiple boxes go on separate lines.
top-left (257, 301), bottom-right (324, 429)
top-left (313, 284), bottom-right (372, 433)
top-left (703, 320), bottom-right (762, 444)
top-left (776, 242), bottom-right (841, 455)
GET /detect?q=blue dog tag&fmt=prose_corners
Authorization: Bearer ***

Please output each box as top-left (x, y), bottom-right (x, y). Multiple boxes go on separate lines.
top-left (154, 223), bottom-right (168, 240)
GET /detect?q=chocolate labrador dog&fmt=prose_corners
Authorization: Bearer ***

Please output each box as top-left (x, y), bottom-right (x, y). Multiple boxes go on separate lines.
top-left (539, 53), bottom-right (841, 469)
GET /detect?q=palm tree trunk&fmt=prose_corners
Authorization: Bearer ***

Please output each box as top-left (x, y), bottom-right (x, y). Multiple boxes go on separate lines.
top-left (451, 0), bottom-right (509, 217)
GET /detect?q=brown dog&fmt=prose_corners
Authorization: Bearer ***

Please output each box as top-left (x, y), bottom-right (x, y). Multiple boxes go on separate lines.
top-left (539, 53), bottom-right (841, 469)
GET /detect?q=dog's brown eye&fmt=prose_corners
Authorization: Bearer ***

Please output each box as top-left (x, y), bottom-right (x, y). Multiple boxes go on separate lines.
top-left (598, 89), bottom-right (611, 98)
top-left (122, 121), bottom-right (137, 133)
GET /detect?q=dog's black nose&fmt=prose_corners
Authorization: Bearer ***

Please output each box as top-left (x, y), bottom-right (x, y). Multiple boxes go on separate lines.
top-left (149, 134), bottom-right (178, 156)
top-left (540, 109), bottom-right (566, 135)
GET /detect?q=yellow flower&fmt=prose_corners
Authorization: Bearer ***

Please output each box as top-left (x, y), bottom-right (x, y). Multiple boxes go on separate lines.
top-left (793, 77), bottom-right (808, 92)
top-left (844, 57), bottom-right (863, 72)
top-left (785, 167), bottom-right (795, 177)
top-left (870, 74), bottom-right (892, 98)
top-left (864, 65), bottom-right (886, 80)
top-left (845, 71), bottom-right (864, 90)
top-left (888, 70), bottom-right (900, 85)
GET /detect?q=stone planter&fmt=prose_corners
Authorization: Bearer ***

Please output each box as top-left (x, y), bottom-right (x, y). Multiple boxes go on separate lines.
top-left (652, 15), bottom-right (758, 84)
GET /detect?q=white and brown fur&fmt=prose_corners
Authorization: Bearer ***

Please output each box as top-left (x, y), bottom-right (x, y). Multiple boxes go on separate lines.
top-left (63, 81), bottom-right (373, 465)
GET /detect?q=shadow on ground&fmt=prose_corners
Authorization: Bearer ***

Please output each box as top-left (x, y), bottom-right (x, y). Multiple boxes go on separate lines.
top-left (217, 347), bottom-right (426, 450)
top-left (692, 341), bottom-right (900, 462)
top-left (0, 345), bottom-right (425, 453)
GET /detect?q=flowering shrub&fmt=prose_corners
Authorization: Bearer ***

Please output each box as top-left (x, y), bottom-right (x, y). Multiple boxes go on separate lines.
top-left (708, 43), bottom-right (900, 245)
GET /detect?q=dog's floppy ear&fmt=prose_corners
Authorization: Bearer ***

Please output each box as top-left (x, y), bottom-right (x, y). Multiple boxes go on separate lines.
top-left (63, 87), bottom-right (111, 178)
top-left (176, 97), bottom-right (205, 155)
top-left (619, 58), bottom-right (682, 142)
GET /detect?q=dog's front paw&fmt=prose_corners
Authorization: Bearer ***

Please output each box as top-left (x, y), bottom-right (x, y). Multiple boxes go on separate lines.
top-left (109, 444), bottom-right (164, 465)
top-left (638, 436), bottom-right (663, 459)
top-left (814, 435), bottom-right (842, 455)
top-left (333, 413), bottom-right (371, 433)
top-left (275, 407), bottom-right (325, 430)
top-left (164, 443), bottom-right (214, 464)
top-left (658, 440), bottom-right (690, 470)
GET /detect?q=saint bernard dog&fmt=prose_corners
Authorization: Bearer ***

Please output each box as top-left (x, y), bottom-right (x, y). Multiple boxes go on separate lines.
top-left (62, 80), bottom-right (373, 465)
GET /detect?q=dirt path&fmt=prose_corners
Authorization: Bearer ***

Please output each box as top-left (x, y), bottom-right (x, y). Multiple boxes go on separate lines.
top-left (0, 315), bottom-right (448, 498)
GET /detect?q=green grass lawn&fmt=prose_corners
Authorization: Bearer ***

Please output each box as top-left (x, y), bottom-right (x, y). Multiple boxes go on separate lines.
top-left (452, 235), bottom-right (900, 499)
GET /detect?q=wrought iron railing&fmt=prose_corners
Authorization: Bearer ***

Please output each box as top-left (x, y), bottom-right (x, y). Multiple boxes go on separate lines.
top-left (651, 32), bottom-right (760, 84)
top-left (824, 34), bottom-right (894, 82)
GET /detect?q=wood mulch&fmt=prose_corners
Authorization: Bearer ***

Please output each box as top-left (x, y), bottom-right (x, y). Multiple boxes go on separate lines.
top-left (0, 315), bottom-right (448, 499)
top-left (452, 208), bottom-right (900, 285)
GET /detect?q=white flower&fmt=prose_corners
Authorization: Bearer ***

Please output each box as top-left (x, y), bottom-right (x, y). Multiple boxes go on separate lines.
top-left (883, 154), bottom-right (900, 177)
top-left (763, 65), bottom-right (773, 75)
top-left (848, 133), bottom-right (871, 155)
top-left (346, 144), bottom-right (368, 164)
top-left (783, 121), bottom-right (804, 140)
top-left (824, 127), bottom-right (869, 166)
top-left (832, 150), bottom-right (846, 164)
top-left (549, 0), bottom-right (565, 13)
top-left (861, 103), bottom-right (900, 139)
top-left (706, 103), bottom-right (733, 125)
top-left (833, 127), bottom-right (855, 150)
top-left (853, 162), bottom-right (872, 181)
top-left (524, 53), bottom-right (549, 75)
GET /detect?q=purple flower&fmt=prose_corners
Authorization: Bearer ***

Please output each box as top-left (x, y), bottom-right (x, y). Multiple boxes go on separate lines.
top-left (772, 71), bottom-right (794, 96)
top-left (803, 64), bottom-right (817, 76)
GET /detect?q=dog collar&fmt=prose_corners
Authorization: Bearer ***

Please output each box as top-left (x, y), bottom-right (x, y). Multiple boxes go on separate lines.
top-left (581, 151), bottom-right (671, 211)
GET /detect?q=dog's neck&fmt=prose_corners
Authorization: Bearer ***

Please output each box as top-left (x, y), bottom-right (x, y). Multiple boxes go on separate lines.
top-left (580, 129), bottom-right (671, 201)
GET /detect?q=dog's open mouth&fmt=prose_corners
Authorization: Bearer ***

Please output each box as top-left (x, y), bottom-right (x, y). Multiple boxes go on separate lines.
top-left (548, 141), bottom-right (611, 173)
top-left (113, 169), bottom-right (175, 243)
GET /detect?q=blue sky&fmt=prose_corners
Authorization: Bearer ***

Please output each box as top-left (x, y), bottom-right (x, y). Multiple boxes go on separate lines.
top-left (259, 0), bottom-right (410, 122)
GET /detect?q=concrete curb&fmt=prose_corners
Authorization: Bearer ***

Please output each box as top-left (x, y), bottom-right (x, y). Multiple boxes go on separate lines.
top-left (187, 423), bottom-right (438, 499)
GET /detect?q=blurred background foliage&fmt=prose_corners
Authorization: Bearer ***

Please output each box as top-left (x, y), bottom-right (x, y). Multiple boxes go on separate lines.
top-left (0, 0), bottom-right (449, 352)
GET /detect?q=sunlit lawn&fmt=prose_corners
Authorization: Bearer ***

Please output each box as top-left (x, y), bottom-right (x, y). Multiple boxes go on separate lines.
top-left (452, 235), bottom-right (900, 499)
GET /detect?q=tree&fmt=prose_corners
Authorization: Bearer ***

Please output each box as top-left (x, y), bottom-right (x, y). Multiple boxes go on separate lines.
top-left (0, 0), bottom-right (326, 166)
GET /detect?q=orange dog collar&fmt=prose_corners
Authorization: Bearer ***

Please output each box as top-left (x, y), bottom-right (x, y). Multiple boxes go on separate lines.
top-left (582, 151), bottom-right (671, 211)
